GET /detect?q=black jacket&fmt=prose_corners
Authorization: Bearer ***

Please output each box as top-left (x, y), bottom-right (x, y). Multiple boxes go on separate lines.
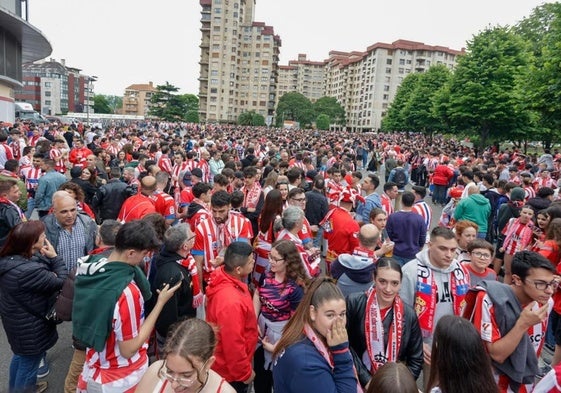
top-left (146, 248), bottom-right (196, 337)
top-left (0, 201), bottom-right (23, 247)
top-left (305, 189), bottom-right (329, 226)
top-left (91, 179), bottom-right (130, 222)
top-left (0, 253), bottom-right (68, 355)
top-left (346, 291), bottom-right (424, 386)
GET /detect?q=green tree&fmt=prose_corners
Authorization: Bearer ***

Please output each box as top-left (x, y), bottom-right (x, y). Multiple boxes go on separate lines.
top-left (93, 95), bottom-right (112, 114)
top-left (401, 65), bottom-right (452, 137)
top-left (238, 110), bottom-right (265, 126)
top-left (316, 114), bottom-right (330, 130)
top-left (444, 26), bottom-right (530, 149)
top-left (516, 3), bottom-right (561, 148)
top-left (275, 92), bottom-right (314, 127)
top-left (380, 73), bottom-right (421, 132)
top-left (105, 95), bottom-right (122, 113)
top-left (313, 96), bottom-right (345, 125)
top-left (149, 82), bottom-right (199, 122)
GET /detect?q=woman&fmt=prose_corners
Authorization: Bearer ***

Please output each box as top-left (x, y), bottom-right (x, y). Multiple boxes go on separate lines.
top-left (346, 258), bottom-right (423, 387)
top-left (253, 189), bottom-right (284, 285)
top-left (58, 181), bottom-right (96, 220)
top-left (454, 220), bottom-right (478, 264)
top-left (536, 217), bottom-right (561, 267)
top-left (262, 171), bottom-right (279, 197)
top-left (0, 221), bottom-right (68, 393)
top-left (365, 362), bottom-right (418, 393)
top-left (426, 315), bottom-right (497, 393)
top-left (253, 240), bottom-right (307, 393)
top-left (136, 318), bottom-right (235, 393)
top-left (276, 178), bottom-right (289, 208)
top-left (110, 150), bottom-right (128, 175)
top-left (272, 277), bottom-right (361, 393)
top-left (276, 206), bottom-right (320, 278)
top-left (79, 167), bottom-right (101, 205)
top-left (369, 208), bottom-right (394, 258)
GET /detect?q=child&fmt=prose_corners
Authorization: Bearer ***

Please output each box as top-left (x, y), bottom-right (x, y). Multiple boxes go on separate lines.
top-left (463, 238), bottom-right (497, 287)
top-left (500, 205), bottom-right (535, 284)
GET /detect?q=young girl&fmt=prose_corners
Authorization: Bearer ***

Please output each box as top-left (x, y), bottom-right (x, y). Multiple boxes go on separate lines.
top-left (500, 205), bottom-right (535, 284)
top-left (272, 277), bottom-right (361, 393)
top-left (454, 220), bottom-right (479, 264)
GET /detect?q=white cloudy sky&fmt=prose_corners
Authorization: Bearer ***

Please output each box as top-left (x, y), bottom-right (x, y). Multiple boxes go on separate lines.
top-left (30, 0), bottom-right (549, 96)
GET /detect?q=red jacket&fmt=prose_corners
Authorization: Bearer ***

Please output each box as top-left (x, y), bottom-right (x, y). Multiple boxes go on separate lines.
top-left (206, 266), bottom-right (258, 382)
top-left (432, 164), bottom-right (454, 186)
top-left (68, 146), bottom-right (93, 167)
top-left (323, 207), bottom-right (359, 256)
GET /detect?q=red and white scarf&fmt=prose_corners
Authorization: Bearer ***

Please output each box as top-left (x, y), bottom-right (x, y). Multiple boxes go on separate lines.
top-left (0, 197), bottom-right (26, 221)
top-left (242, 181), bottom-right (262, 209)
top-left (303, 324), bottom-right (363, 393)
top-left (415, 262), bottom-right (470, 338)
top-left (364, 287), bottom-right (403, 372)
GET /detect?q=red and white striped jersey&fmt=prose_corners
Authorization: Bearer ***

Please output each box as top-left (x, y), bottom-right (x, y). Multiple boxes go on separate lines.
top-left (380, 193), bottom-right (394, 216)
top-left (157, 154), bottom-right (173, 175)
top-left (22, 166), bottom-right (43, 191)
top-left (191, 213), bottom-right (253, 274)
top-left (411, 200), bottom-right (432, 232)
top-left (49, 147), bottom-right (66, 173)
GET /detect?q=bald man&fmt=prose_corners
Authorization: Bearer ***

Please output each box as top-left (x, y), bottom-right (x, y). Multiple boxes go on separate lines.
top-left (43, 190), bottom-right (98, 271)
top-left (117, 175), bottom-right (157, 222)
top-left (330, 223), bottom-right (380, 297)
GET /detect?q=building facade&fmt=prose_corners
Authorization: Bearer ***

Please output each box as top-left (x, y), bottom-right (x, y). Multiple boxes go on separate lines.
top-left (324, 40), bottom-right (463, 131)
top-left (0, 0), bottom-right (52, 123)
top-left (198, 0), bottom-right (280, 124)
top-left (122, 82), bottom-right (156, 116)
top-left (276, 54), bottom-right (326, 107)
top-left (16, 58), bottom-right (96, 116)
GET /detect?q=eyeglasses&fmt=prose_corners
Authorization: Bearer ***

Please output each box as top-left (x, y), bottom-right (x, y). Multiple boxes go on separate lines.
top-left (268, 254), bottom-right (284, 263)
top-left (471, 251), bottom-right (492, 260)
top-left (159, 359), bottom-right (207, 388)
top-left (291, 197), bottom-right (306, 202)
top-left (525, 279), bottom-right (559, 291)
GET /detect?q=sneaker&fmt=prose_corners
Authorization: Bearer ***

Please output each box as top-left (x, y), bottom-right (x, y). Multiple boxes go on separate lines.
top-left (537, 364), bottom-right (552, 379)
top-left (37, 357), bottom-right (49, 378)
top-left (35, 381), bottom-right (48, 393)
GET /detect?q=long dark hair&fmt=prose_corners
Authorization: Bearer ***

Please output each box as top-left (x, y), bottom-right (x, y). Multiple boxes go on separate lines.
top-left (271, 239), bottom-right (309, 287)
top-left (259, 189), bottom-right (283, 234)
top-left (426, 315), bottom-right (498, 393)
top-left (0, 221), bottom-right (45, 259)
top-left (273, 276), bottom-right (343, 358)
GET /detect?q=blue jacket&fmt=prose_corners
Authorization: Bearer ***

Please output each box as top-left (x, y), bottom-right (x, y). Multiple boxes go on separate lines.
top-left (35, 170), bottom-right (67, 211)
top-left (386, 211), bottom-right (427, 259)
top-left (273, 337), bottom-right (357, 393)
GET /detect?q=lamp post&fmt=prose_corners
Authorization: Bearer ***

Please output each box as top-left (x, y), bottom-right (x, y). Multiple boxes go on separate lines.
top-left (86, 75), bottom-right (97, 126)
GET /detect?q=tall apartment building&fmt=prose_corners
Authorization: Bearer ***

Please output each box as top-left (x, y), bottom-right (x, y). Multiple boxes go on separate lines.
top-left (0, 0), bottom-right (51, 123)
top-left (324, 40), bottom-right (462, 131)
top-left (122, 81), bottom-right (156, 116)
top-left (198, 0), bottom-right (281, 124)
top-left (17, 58), bottom-right (96, 116)
top-left (277, 54), bottom-right (326, 106)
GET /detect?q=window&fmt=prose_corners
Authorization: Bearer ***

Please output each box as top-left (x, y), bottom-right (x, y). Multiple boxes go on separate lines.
top-left (386, 59), bottom-right (392, 65)
top-left (399, 59), bottom-right (405, 65)
top-left (45, 82), bottom-right (52, 87)
top-left (45, 91), bottom-right (51, 97)
top-left (383, 85), bottom-right (390, 92)
top-left (45, 100), bottom-right (51, 105)
top-left (385, 67), bottom-right (391, 74)
top-left (383, 94), bottom-right (389, 100)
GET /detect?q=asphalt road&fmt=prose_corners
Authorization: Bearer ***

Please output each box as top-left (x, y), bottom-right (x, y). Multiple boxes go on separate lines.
top-left (0, 171), bottom-right (444, 393)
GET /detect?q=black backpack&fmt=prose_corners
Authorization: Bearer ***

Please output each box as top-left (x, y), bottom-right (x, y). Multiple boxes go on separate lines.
top-left (394, 168), bottom-right (407, 188)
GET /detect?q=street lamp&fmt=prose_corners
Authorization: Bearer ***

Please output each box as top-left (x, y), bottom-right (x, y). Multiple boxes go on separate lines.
top-left (86, 75), bottom-right (97, 126)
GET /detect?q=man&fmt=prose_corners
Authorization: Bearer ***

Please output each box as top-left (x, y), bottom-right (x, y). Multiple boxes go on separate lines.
top-left (399, 227), bottom-right (470, 389)
top-left (386, 191), bottom-right (427, 266)
top-left (35, 158), bottom-right (67, 218)
top-left (192, 190), bottom-right (253, 289)
top-left (380, 181), bottom-right (398, 216)
top-left (117, 175), bottom-right (157, 223)
top-left (74, 220), bottom-right (180, 392)
top-left (91, 167), bottom-right (131, 223)
top-left (388, 160), bottom-right (409, 210)
top-left (356, 173), bottom-right (381, 224)
top-left (147, 224), bottom-right (201, 355)
top-left (464, 251), bottom-right (555, 392)
top-left (86, 154), bottom-right (108, 182)
top-left (43, 191), bottom-right (97, 271)
top-left (454, 185), bottom-right (492, 239)
top-left (330, 224), bottom-right (380, 297)
top-left (184, 181), bottom-right (212, 232)
top-left (50, 138), bottom-right (68, 174)
top-left (206, 241), bottom-right (258, 393)
top-left (0, 131), bottom-right (14, 169)
top-left (152, 171), bottom-right (177, 227)
top-left (22, 153), bottom-right (44, 218)
top-left (209, 149), bottom-right (225, 178)
top-left (68, 138), bottom-right (93, 168)
top-left (0, 178), bottom-right (24, 246)
top-left (411, 185), bottom-right (433, 233)
top-left (240, 166), bottom-right (264, 238)
top-left (460, 170), bottom-right (477, 199)
top-left (321, 187), bottom-right (361, 272)
top-left (0, 158), bottom-right (27, 210)
top-left (304, 176), bottom-right (329, 248)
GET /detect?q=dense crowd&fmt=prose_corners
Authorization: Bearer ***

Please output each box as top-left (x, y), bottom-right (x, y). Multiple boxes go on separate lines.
top-left (3, 120), bottom-right (561, 393)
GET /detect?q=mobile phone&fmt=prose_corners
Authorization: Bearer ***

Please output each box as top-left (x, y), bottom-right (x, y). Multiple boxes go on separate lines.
top-left (162, 272), bottom-right (184, 289)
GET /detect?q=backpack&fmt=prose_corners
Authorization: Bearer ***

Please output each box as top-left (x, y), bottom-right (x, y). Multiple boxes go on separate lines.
top-left (394, 168), bottom-right (407, 188)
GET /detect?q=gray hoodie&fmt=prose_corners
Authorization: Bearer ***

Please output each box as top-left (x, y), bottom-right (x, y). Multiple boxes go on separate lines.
top-left (400, 248), bottom-right (468, 345)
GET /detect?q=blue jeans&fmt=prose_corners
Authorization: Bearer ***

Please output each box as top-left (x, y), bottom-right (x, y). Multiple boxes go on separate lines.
top-left (392, 255), bottom-right (413, 267)
top-left (9, 352), bottom-right (43, 392)
top-left (25, 197), bottom-right (35, 220)
top-left (432, 185), bottom-right (448, 205)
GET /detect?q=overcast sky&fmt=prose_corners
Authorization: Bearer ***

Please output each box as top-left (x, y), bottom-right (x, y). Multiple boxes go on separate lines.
top-left (30, 0), bottom-right (549, 96)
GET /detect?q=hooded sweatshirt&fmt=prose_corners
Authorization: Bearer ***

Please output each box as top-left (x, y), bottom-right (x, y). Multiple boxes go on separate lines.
top-left (331, 253), bottom-right (376, 298)
top-left (400, 248), bottom-right (469, 346)
top-left (205, 266), bottom-right (258, 383)
top-left (453, 193), bottom-right (491, 232)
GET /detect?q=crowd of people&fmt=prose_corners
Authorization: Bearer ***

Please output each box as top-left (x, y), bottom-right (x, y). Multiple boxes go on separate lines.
top-left (3, 119), bottom-right (561, 392)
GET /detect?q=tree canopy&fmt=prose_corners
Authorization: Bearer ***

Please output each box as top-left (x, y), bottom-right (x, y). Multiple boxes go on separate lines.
top-left (313, 96), bottom-right (345, 125)
top-left (238, 110), bottom-right (265, 126)
top-left (149, 82), bottom-right (199, 122)
top-left (275, 92), bottom-right (314, 127)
